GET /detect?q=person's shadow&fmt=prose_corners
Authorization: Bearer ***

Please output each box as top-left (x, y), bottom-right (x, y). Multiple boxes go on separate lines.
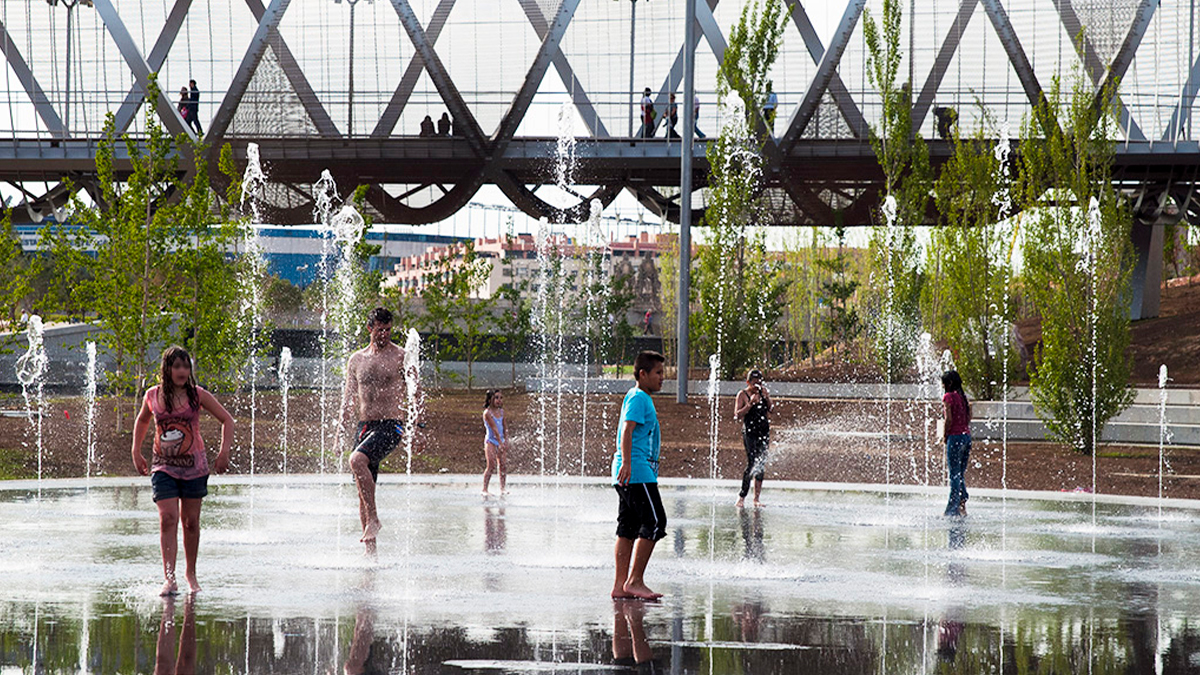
top-left (612, 599), bottom-right (659, 672)
top-left (485, 504), bottom-right (507, 554)
top-left (154, 595), bottom-right (196, 675)
top-left (740, 507), bottom-right (765, 563)
top-left (344, 570), bottom-right (379, 675)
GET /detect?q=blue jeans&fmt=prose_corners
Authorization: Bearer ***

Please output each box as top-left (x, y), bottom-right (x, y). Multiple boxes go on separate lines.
top-left (945, 434), bottom-right (971, 516)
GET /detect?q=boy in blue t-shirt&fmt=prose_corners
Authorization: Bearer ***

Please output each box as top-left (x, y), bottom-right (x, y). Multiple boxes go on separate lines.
top-left (611, 351), bottom-right (666, 600)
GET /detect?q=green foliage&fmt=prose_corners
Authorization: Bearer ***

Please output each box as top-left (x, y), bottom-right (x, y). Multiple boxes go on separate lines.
top-left (1017, 75), bottom-right (1134, 454)
top-left (926, 117), bottom-right (1021, 400)
top-left (694, 0), bottom-right (788, 379)
top-left (814, 226), bottom-right (861, 364)
top-left (0, 209), bottom-right (32, 332)
top-left (719, 0), bottom-right (788, 132)
top-left (862, 0), bottom-right (932, 382)
top-left (419, 240), bottom-right (496, 389)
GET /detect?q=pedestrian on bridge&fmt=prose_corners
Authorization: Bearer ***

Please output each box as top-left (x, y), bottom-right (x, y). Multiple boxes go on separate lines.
top-left (639, 88), bottom-right (655, 139)
top-left (177, 88), bottom-right (191, 125)
top-left (419, 115), bottom-right (435, 137)
top-left (438, 112), bottom-right (452, 137)
top-left (186, 80), bottom-right (202, 135)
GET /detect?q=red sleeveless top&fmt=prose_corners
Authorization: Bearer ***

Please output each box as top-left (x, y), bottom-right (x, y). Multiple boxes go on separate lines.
top-left (147, 385), bottom-right (209, 480)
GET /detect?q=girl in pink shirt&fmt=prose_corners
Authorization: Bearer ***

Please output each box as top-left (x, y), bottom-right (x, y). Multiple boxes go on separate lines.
top-left (131, 346), bottom-right (235, 595)
top-left (939, 370), bottom-right (972, 517)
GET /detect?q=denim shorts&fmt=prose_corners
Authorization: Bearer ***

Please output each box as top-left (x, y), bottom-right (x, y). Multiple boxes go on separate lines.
top-left (151, 472), bottom-right (209, 502)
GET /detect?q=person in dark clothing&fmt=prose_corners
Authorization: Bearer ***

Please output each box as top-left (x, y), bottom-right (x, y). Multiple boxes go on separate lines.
top-left (437, 112), bottom-right (452, 136)
top-left (666, 93), bottom-right (681, 139)
top-left (186, 80), bottom-right (202, 135)
top-left (939, 369), bottom-right (972, 517)
top-left (419, 115), bottom-right (435, 137)
top-left (734, 369), bottom-right (770, 508)
top-left (639, 87), bottom-right (655, 139)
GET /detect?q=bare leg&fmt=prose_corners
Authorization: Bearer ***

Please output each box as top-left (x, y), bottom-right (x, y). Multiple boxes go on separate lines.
top-left (156, 499), bottom-right (180, 596)
top-left (482, 443), bottom-right (497, 496)
top-left (623, 537), bottom-right (661, 600)
top-left (179, 498), bottom-right (203, 593)
top-left (752, 479), bottom-right (763, 508)
top-left (612, 537), bottom-right (636, 598)
top-left (498, 447), bottom-right (508, 494)
top-left (350, 452), bottom-right (381, 542)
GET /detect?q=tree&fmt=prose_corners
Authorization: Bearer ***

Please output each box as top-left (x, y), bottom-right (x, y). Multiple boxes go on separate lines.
top-left (863, 0), bottom-right (932, 382)
top-left (926, 116), bottom-right (1021, 400)
top-left (0, 209), bottom-right (32, 332)
top-left (693, 0), bottom-right (789, 380)
top-left (1017, 75), bottom-right (1134, 454)
top-left (815, 225), bottom-right (861, 365)
top-left (419, 240), bottom-right (495, 389)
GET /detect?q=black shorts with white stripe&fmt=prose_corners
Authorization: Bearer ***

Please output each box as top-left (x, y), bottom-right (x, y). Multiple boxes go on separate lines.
top-left (614, 482), bottom-right (667, 541)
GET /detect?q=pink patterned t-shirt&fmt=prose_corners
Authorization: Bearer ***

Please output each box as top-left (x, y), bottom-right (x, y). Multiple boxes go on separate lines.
top-left (147, 385), bottom-right (209, 480)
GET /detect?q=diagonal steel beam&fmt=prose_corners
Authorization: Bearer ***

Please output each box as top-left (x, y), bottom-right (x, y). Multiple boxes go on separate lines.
top-left (978, 0), bottom-right (1045, 112)
top-left (517, 0), bottom-right (610, 138)
top-left (1051, 0), bottom-right (1145, 140)
top-left (389, 0), bottom-right (488, 157)
top-left (0, 18), bottom-right (67, 138)
top-left (1095, 0), bottom-right (1155, 139)
top-left (207, 0), bottom-right (293, 144)
top-left (243, 0), bottom-right (339, 138)
top-left (372, 0), bottom-right (454, 138)
top-left (651, 0), bottom-right (724, 125)
top-left (786, 0), bottom-right (869, 139)
top-left (911, 0), bottom-right (977, 134)
top-left (92, 0), bottom-right (191, 138)
top-left (1163, 51), bottom-right (1200, 142)
top-left (778, 0), bottom-right (866, 155)
top-left (492, 0), bottom-right (580, 156)
top-left (112, 0), bottom-right (192, 135)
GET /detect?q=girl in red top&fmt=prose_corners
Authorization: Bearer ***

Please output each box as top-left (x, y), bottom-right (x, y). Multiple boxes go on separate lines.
top-left (939, 370), bottom-right (972, 517)
top-left (131, 346), bottom-right (235, 595)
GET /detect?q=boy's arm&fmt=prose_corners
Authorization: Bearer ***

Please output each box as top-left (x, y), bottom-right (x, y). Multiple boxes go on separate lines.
top-left (733, 391), bottom-right (751, 420)
top-left (131, 396), bottom-right (153, 475)
top-left (617, 420), bottom-right (636, 485)
top-left (340, 355), bottom-right (359, 451)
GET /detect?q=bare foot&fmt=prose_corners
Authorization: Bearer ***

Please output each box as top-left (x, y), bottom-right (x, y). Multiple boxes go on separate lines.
top-left (185, 573), bottom-right (201, 594)
top-left (481, 491), bottom-right (492, 499)
top-left (623, 582), bottom-right (662, 601)
top-left (611, 587), bottom-right (637, 599)
top-left (735, 498), bottom-right (745, 508)
top-left (160, 579), bottom-right (178, 596)
top-left (753, 500), bottom-right (763, 509)
top-left (361, 519), bottom-right (382, 542)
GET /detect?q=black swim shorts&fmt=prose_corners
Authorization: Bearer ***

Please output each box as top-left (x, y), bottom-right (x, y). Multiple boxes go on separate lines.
top-left (614, 482), bottom-right (667, 541)
top-left (151, 472), bottom-right (209, 502)
top-left (355, 419), bottom-right (404, 482)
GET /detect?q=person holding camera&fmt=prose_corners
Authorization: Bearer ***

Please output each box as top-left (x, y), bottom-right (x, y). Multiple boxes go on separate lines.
top-left (734, 369), bottom-right (771, 508)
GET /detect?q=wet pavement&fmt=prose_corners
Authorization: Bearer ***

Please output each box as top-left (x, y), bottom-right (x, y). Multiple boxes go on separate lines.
top-left (2, 474), bottom-right (1200, 673)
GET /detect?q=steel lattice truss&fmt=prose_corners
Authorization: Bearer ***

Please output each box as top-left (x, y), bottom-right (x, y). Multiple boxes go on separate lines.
top-left (1, 0), bottom-right (1198, 225)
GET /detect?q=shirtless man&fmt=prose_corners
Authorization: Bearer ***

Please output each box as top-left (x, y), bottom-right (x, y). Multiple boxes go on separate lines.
top-left (341, 307), bottom-right (421, 544)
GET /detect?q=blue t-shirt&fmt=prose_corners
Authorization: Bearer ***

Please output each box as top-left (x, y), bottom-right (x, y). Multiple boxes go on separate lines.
top-left (611, 386), bottom-right (660, 484)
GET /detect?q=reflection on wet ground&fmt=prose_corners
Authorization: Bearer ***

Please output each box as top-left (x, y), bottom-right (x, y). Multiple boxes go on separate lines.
top-left (2, 475), bottom-right (1200, 673)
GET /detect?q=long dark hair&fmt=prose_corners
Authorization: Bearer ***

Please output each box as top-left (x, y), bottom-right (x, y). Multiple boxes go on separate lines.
top-left (941, 370), bottom-right (969, 415)
top-left (484, 389), bottom-right (501, 409)
top-left (160, 345), bottom-right (200, 413)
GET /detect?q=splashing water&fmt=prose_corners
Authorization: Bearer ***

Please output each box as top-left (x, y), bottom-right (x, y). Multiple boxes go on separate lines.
top-left (1158, 365), bottom-right (1172, 512)
top-left (239, 143), bottom-right (271, 480)
top-left (312, 170), bottom-right (341, 473)
top-left (707, 354), bottom-right (721, 481)
top-left (85, 341), bottom-right (99, 482)
top-left (16, 315), bottom-right (48, 494)
top-left (278, 347), bottom-right (292, 475)
top-left (579, 199), bottom-right (607, 478)
top-left (555, 101), bottom-right (577, 190)
top-left (403, 329), bottom-right (423, 477)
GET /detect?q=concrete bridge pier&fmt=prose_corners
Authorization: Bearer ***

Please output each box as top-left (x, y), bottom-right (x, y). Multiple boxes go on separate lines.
top-left (1129, 222), bottom-right (1164, 320)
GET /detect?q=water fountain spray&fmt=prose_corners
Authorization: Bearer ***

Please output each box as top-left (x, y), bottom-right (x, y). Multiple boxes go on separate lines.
top-left (278, 347), bottom-right (292, 475)
top-left (85, 341), bottom-right (99, 482)
top-left (313, 170), bottom-right (341, 473)
top-left (579, 199), bottom-right (608, 477)
top-left (1157, 364), bottom-right (1171, 517)
top-left (533, 218), bottom-right (552, 480)
top-left (239, 143), bottom-right (271, 479)
top-left (16, 315), bottom-right (48, 495)
top-left (403, 329), bottom-right (423, 478)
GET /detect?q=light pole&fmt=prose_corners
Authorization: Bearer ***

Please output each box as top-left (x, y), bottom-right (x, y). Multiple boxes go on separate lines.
top-left (334, 0), bottom-right (370, 135)
top-left (677, 0), bottom-right (695, 402)
top-left (623, 0), bottom-right (642, 138)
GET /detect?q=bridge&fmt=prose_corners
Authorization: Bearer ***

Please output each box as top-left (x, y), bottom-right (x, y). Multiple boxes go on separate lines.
top-left (1, 0), bottom-right (1198, 315)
